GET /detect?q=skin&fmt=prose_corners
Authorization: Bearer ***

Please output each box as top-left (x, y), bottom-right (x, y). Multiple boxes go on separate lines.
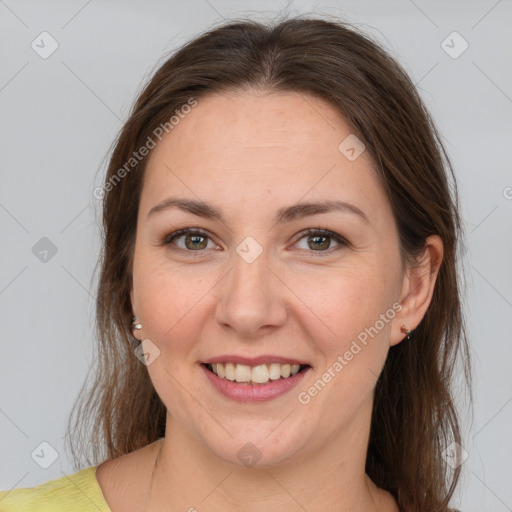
top-left (96, 90), bottom-right (443, 512)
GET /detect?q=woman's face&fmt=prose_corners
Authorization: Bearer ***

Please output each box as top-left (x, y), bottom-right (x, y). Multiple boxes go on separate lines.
top-left (131, 90), bottom-right (408, 467)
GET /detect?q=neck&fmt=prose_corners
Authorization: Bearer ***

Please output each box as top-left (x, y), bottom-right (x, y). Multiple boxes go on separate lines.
top-left (147, 406), bottom-right (394, 512)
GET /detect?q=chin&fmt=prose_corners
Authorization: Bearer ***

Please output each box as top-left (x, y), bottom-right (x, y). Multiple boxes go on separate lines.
top-left (200, 420), bottom-right (311, 469)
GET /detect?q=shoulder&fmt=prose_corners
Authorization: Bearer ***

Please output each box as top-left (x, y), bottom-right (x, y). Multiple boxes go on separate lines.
top-left (0, 466), bottom-right (110, 512)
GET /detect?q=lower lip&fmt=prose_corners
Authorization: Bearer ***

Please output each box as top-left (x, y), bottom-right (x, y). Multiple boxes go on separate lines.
top-left (201, 364), bottom-right (310, 402)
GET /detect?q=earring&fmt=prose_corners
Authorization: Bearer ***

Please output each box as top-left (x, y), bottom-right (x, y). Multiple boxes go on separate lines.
top-left (400, 324), bottom-right (412, 340)
top-left (132, 316), bottom-right (142, 331)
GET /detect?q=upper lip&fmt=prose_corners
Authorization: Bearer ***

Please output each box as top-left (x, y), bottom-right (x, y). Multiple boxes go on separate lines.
top-left (203, 355), bottom-right (310, 366)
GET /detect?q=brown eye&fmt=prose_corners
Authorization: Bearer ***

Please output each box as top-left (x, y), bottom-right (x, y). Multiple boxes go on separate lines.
top-left (307, 234), bottom-right (331, 250)
top-left (184, 233), bottom-right (208, 250)
top-left (164, 229), bottom-right (216, 252)
top-left (294, 228), bottom-right (348, 253)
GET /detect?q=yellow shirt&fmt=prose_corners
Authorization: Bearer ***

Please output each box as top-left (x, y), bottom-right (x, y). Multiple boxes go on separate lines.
top-left (0, 466), bottom-right (111, 511)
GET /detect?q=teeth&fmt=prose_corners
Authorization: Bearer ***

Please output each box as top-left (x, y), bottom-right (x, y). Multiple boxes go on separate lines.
top-left (269, 363), bottom-right (281, 380)
top-left (208, 362), bottom-right (304, 384)
top-left (251, 364), bottom-right (269, 383)
top-left (225, 363), bottom-right (236, 381)
top-left (235, 364), bottom-right (252, 383)
top-left (290, 364), bottom-right (300, 375)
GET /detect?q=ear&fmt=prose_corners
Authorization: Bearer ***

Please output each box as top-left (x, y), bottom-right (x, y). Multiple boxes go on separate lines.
top-left (390, 235), bottom-right (444, 346)
top-left (130, 287), bottom-right (143, 341)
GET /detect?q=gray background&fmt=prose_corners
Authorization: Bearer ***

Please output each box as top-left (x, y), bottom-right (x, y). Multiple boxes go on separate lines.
top-left (1, 1), bottom-right (511, 510)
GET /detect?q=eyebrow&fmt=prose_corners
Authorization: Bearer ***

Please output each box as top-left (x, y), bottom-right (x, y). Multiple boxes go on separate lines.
top-left (147, 197), bottom-right (369, 224)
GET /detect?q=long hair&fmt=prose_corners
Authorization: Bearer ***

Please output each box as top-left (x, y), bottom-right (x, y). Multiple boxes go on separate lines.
top-left (66, 15), bottom-right (471, 511)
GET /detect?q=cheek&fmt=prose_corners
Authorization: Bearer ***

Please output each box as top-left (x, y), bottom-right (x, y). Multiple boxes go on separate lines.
top-left (134, 251), bottom-right (213, 339)
top-left (293, 263), bottom-right (397, 347)
top-left (132, 259), bottom-right (216, 416)
top-left (292, 265), bottom-right (398, 407)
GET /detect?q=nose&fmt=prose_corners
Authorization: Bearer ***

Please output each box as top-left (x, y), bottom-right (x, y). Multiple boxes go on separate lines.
top-left (215, 249), bottom-right (288, 338)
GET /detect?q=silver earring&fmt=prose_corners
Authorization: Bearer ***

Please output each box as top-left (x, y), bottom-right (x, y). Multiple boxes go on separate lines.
top-left (132, 316), bottom-right (142, 330)
top-left (400, 324), bottom-right (412, 340)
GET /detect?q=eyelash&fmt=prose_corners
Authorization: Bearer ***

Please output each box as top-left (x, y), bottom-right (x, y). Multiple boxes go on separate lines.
top-left (161, 227), bottom-right (349, 256)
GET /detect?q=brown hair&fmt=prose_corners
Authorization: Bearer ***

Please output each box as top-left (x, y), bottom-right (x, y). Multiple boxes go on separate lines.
top-left (67, 14), bottom-right (471, 511)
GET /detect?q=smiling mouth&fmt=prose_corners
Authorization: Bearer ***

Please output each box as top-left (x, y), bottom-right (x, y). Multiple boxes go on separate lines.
top-left (203, 362), bottom-right (310, 385)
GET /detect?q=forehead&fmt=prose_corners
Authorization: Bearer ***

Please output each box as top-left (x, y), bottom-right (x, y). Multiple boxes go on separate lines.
top-left (148, 90), bottom-right (359, 164)
top-left (140, 90), bottom-right (389, 224)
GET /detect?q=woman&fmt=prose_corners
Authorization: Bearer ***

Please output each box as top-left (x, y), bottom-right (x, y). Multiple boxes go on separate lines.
top-left (0, 15), bottom-right (470, 512)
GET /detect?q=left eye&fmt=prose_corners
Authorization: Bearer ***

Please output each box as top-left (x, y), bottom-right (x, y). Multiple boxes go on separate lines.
top-left (294, 228), bottom-right (347, 253)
